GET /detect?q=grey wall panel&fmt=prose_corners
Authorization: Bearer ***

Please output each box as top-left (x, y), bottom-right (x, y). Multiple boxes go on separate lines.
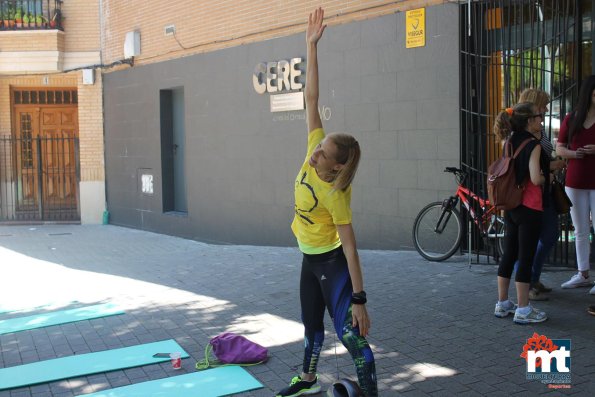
top-left (104, 3), bottom-right (460, 250)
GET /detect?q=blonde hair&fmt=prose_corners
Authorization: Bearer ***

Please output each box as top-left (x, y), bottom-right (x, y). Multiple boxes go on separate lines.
top-left (493, 102), bottom-right (536, 141)
top-left (519, 88), bottom-right (550, 109)
top-left (327, 133), bottom-right (361, 191)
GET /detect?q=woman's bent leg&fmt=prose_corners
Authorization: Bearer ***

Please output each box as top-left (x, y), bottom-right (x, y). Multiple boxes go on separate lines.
top-left (338, 306), bottom-right (377, 397)
top-left (318, 248), bottom-right (378, 396)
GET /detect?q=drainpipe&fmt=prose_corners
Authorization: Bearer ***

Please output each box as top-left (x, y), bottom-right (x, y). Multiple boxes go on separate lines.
top-left (98, 0), bottom-right (109, 225)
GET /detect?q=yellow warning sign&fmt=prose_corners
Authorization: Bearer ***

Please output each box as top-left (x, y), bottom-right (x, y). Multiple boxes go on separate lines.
top-left (406, 8), bottom-right (425, 48)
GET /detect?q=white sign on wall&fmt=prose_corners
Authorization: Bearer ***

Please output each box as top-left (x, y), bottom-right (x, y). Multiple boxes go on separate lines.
top-left (270, 92), bottom-right (304, 112)
top-left (141, 174), bottom-right (153, 194)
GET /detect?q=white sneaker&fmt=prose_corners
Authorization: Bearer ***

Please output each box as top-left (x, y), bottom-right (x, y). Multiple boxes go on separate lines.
top-left (494, 301), bottom-right (517, 318)
top-left (514, 306), bottom-right (547, 324)
top-left (561, 272), bottom-right (592, 289)
top-left (590, 285), bottom-right (595, 295)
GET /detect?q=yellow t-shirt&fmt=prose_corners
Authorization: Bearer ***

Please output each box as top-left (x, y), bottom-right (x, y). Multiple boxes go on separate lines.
top-left (291, 128), bottom-right (352, 254)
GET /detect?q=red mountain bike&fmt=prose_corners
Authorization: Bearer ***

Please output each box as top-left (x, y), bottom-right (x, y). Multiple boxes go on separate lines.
top-left (412, 167), bottom-right (505, 261)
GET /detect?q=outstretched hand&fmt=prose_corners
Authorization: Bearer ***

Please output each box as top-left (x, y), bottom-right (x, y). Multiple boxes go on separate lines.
top-left (307, 7), bottom-right (326, 45)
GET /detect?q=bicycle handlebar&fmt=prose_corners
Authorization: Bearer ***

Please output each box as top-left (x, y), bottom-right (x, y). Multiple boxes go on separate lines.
top-left (444, 167), bottom-right (468, 185)
top-left (444, 167), bottom-right (461, 173)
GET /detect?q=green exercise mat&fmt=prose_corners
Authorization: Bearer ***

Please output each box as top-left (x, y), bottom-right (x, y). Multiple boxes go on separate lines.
top-left (0, 303), bottom-right (124, 335)
top-left (0, 339), bottom-right (189, 390)
top-left (77, 366), bottom-right (263, 397)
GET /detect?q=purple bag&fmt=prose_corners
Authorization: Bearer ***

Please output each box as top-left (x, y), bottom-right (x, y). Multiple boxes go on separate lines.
top-left (196, 332), bottom-right (268, 369)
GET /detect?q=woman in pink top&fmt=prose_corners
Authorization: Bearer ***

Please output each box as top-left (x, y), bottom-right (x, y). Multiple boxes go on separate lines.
top-left (557, 75), bottom-right (595, 295)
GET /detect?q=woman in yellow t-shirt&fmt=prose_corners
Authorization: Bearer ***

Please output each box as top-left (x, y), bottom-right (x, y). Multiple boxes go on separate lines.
top-left (276, 8), bottom-right (377, 397)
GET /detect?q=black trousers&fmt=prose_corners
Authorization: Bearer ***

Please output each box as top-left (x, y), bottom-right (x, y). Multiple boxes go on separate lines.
top-left (299, 247), bottom-right (377, 396)
top-left (498, 205), bottom-right (543, 283)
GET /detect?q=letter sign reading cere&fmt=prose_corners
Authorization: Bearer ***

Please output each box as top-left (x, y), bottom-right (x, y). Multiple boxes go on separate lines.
top-left (253, 58), bottom-right (303, 94)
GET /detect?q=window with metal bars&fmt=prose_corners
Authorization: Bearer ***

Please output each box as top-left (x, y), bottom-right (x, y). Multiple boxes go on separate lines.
top-left (13, 89), bottom-right (78, 105)
top-left (20, 113), bottom-right (33, 168)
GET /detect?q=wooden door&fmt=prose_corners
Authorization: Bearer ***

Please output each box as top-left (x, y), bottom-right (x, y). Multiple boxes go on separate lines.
top-left (13, 105), bottom-right (78, 220)
top-left (39, 107), bottom-right (78, 218)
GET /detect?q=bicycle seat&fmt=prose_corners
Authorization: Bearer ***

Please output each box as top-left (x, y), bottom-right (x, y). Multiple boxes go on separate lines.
top-left (444, 167), bottom-right (461, 173)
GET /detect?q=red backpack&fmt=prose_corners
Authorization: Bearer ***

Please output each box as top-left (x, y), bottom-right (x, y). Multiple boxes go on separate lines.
top-left (487, 138), bottom-right (533, 210)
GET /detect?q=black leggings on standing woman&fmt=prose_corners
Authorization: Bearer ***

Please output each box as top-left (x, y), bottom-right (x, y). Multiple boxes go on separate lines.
top-left (498, 205), bottom-right (543, 282)
top-left (300, 246), bottom-right (378, 396)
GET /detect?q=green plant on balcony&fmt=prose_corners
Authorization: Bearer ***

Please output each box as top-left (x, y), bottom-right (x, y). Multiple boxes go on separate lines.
top-left (4, 5), bottom-right (15, 28)
top-left (35, 14), bottom-right (46, 27)
top-left (22, 12), bottom-right (30, 26)
top-left (14, 7), bottom-right (22, 28)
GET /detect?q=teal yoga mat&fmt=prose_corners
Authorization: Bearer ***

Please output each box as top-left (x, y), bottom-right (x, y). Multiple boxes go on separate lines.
top-left (77, 366), bottom-right (263, 397)
top-left (0, 303), bottom-right (124, 335)
top-left (0, 339), bottom-right (189, 390)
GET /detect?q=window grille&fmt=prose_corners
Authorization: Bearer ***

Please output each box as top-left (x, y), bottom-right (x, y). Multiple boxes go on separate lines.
top-left (13, 89), bottom-right (78, 105)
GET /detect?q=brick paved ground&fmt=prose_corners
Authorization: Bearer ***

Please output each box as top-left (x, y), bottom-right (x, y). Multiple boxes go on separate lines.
top-left (0, 224), bottom-right (593, 396)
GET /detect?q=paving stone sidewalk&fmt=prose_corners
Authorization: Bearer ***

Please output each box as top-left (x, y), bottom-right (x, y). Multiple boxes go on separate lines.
top-left (0, 224), bottom-right (593, 396)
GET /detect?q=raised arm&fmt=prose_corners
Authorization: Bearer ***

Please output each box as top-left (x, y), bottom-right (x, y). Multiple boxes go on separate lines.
top-left (305, 7), bottom-right (326, 133)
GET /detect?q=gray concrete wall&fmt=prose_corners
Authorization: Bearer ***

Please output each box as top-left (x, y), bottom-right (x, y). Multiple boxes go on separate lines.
top-left (103, 3), bottom-right (460, 249)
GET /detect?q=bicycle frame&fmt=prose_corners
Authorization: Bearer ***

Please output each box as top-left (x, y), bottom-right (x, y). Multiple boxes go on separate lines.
top-left (413, 167), bottom-right (506, 261)
top-left (444, 185), bottom-right (503, 238)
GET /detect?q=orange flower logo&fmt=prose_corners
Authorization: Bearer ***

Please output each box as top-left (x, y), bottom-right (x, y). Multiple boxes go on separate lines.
top-left (521, 333), bottom-right (559, 369)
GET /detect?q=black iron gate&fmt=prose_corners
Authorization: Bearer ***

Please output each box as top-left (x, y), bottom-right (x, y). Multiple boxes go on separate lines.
top-left (459, 0), bottom-right (591, 265)
top-left (0, 135), bottom-right (80, 222)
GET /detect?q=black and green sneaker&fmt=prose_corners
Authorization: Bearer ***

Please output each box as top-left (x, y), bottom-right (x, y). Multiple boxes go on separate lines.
top-left (276, 375), bottom-right (321, 397)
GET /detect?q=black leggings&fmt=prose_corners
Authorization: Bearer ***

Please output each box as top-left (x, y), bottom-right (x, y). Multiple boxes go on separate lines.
top-left (498, 205), bottom-right (543, 283)
top-left (300, 246), bottom-right (377, 396)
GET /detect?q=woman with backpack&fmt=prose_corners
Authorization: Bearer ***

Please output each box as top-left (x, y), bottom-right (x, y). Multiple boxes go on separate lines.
top-left (556, 75), bottom-right (595, 295)
top-left (493, 102), bottom-right (550, 324)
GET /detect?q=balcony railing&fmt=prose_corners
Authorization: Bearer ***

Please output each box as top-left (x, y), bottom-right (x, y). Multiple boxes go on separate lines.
top-left (0, 0), bottom-right (62, 31)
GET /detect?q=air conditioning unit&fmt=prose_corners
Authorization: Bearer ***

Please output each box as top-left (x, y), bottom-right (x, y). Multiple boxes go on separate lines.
top-left (124, 31), bottom-right (141, 59)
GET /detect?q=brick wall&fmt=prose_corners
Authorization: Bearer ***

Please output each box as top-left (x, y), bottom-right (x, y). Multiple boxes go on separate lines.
top-left (0, 31), bottom-right (64, 52)
top-left (102, 0), bottom-right (445, 65)
top-left (62, 0), bottom-right (101, 52)
top-left (77, 72), bottom-right (105, 182)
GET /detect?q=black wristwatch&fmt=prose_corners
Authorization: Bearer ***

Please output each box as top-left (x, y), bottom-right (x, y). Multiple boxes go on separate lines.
top-left (351, 291), bottom-right (367, 305)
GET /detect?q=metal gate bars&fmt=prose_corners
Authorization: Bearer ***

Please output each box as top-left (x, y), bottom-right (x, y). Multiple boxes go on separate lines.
top-left (460, 0), bottom-right (583, 265)
top-left (0, 134), bottom-right (80, 222)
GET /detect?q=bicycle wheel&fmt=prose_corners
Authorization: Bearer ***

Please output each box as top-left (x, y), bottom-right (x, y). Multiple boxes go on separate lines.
top-left (486, 213), bottom-right (506, 258)
top-left (412, 201), bottom-right (463, 261)
top-left (496, 216), bottom-right (506, 257)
